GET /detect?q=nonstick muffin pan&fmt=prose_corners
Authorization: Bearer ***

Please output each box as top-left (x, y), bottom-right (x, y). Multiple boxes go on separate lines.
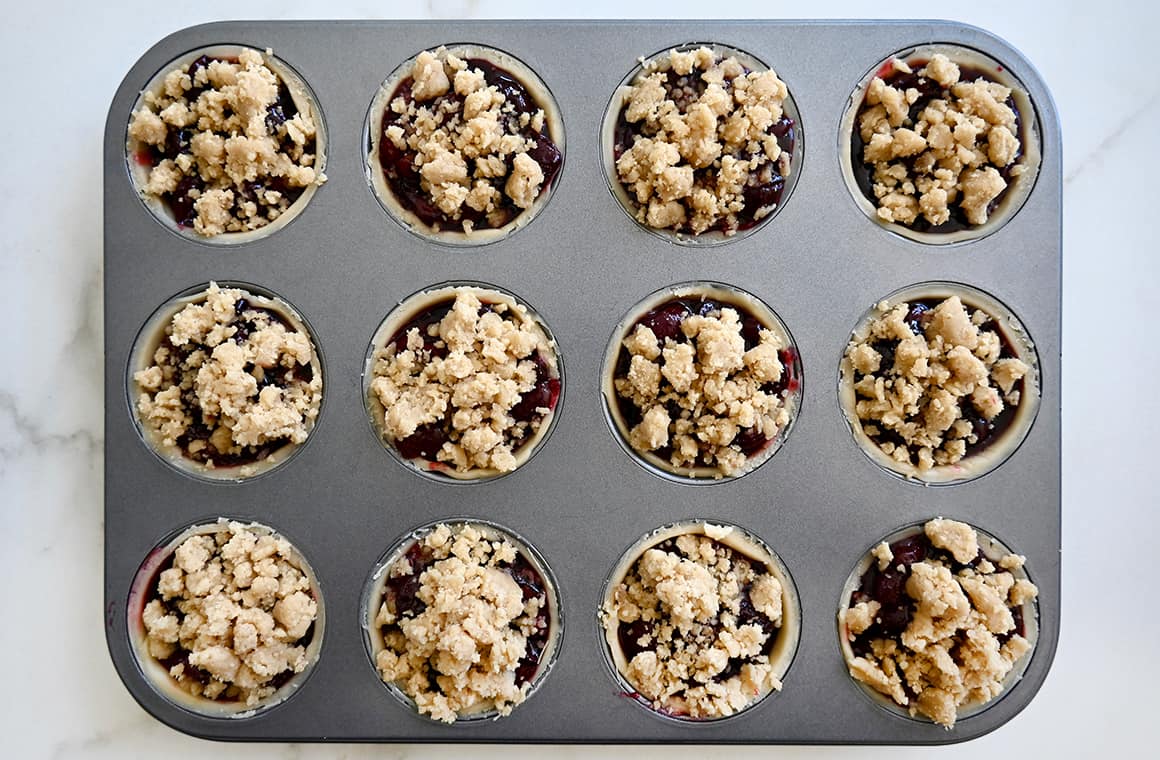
top-left (103, 19), bottom-right (1060, 744)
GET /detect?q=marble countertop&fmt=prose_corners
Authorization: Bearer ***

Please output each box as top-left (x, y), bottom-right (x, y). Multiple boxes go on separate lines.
top-left (4, 0), bottom-right (1156, 756)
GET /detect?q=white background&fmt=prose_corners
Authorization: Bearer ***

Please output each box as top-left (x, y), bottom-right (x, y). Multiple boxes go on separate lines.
top-left (3, 0), bottom-right (1157, 757)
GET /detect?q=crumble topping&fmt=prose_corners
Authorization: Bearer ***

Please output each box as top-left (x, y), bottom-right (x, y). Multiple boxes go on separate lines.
top-left (372, 523), bottom-right (555, 723)
top-left (613, 46), bottom-right (794, 236)
top-left (612, 297), bottom-right (795, 476)
top-left (376, 47), bottom-right (562, 235)
top-left (134, 283), bottom-right (322, 475)
top-left (855, 53), bottom-right (1027, 229)
top-left (128, 48), bottom-right (325, 236)
top-left (843, 294), bottom-right (1029, 473)
top-left (602, 524), bottom-right (790, 719)
top-left (369, 288), bottom-right (559, 475)
top-left (140, 521), bottom-right (319, 707)
top-left (840, 518), bottom-right (1038, 728)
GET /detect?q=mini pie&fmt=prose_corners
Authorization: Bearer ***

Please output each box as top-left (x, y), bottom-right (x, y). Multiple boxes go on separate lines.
top-left (131, 282), bottom-right (322, 480)
top-left (844, 46), bottom-right (1040, 242)
top-left (601, 521), bottom-right (799, 720)
top-left (366, 284), bottom-right (561, 479)
top-left (839, 284), bottom-right (1039, 483)
top-left (606, 44), bottom-right (797, 239)
top-left (367, 522), bottom-right (560, 723)
top-left (603, 283), bottom-right (800, 480)
top-left (368, 45), bottom-right (564, 242)
top-left (838, 518), bottom-right (1039, 728)
top-left (127, 46), bottom-right (325, 239)
top-left (130, 520), bottom-right (323, 715)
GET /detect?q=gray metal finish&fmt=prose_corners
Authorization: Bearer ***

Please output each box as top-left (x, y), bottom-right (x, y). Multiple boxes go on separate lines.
top-left (103, 20), bottom-right (1061, 744)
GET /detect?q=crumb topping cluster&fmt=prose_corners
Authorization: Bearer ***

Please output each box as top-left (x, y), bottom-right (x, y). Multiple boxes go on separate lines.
top-left (841, 518), bottom-right (1038, 728)
top-left (604, 524), bottom-right (787, 719)
top-left (856, 53), bottom-right (1025, 229)
top-left (379, 48), bottom-right (561, 234)
top-left (614, 46), bottom-right (793, 235)
top-left (140, 521), bottom-right (319, 707)
top-left (370, 289), bottom-right (558, 474)
top-left (134, 283), bottom-right (322, 474)
top-left (614, 300), bottom-right (792, 476)
top-left (844, 295), bottom-right (1029, 473)
top-left (373, 523), bottom-right (552, 723)
top-left (129, 48), bottom-right (324, 236)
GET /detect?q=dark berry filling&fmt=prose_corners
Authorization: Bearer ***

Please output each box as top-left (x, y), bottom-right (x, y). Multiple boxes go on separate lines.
top-left (157, 298), bottom-right (309, 468)
top-left (846, 532), bottom-right (1024, 670)
top-left (384, 296), bottom-right (559, 465)
top-left (139, 55), bottom-right (309, 229)
top-left (382, 537), bottom-right (553, 688)
top-left (850, 297), bottom-right (1024, 458)
top-left (142, 543), bottom-right (316, 701)
top-left (612, 61), bottom-right (795, 235)
top-left (378, 57), bottom-right (562, 232)
top-left (614, 296), bottom-right (798, 466)
top-left (616, 537), bottom-right (780, 696)
top-left (850, 59), bottom-right (1024, 233)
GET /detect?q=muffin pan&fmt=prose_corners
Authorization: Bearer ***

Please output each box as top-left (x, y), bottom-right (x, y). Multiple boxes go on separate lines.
top-left (103, 20), bottom-right (1060, 744)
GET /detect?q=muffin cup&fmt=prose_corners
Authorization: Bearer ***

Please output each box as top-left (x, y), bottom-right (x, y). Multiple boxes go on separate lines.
top-left (602, 281), bottom-right (802, 483)
top-left (838, 42), bottom-right (1041, 246)
top-left (362, 519), bottom-right (563, 723)
top-left (599, 519), bottom-right (801, 723)
top-left (837, 281), bottom-right (1040, 485)
top-left (363, 281), bottom-right (563, 482)
top-left (601, 42), bottom-right (802, 246)
top-left (837, 519), bottom-right (1039, 726)
top-left (125, 44), bottom-right (327, 244)
top-left (126, 518), bottom-right (326, 719)
top-left (127, 281), bottom-right (324, 483)
top-left (365, 44), bottom-right (565, 247)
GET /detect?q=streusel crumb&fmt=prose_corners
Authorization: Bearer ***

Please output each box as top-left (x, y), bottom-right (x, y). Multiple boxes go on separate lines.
top-left (843, 294), bottom-right (1029, 474)
top-left (613, 46), bottom-right (795, 236)
top-left (140, 521), bottom-right (319, 707)
top-left (369, 288), bottom-right (559, 475)
top-left (373, 523), bottom-right (555, 723)
top-left (129, 48), bottom-right (324, 236)
top-left (134, 283), bottom-right (322, 475)
top-left (840, 518), bottom-right (1038, 728)
top-left (603, 524), bottom-right (790, 719)
top-left (855, 53), bottom-right (1026, 229)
